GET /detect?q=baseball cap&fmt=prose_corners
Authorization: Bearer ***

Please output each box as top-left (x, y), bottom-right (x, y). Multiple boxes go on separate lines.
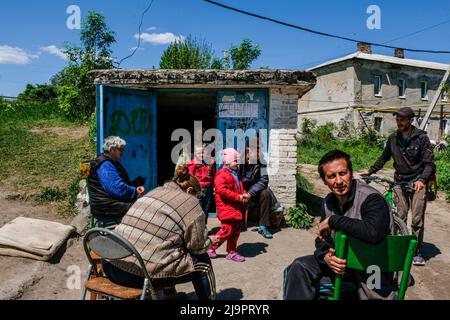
top-left (393, 107), bottom-right (415, 119)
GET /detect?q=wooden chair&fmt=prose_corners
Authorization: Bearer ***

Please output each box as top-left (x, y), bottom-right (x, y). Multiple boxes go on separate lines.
top-left (81, 228), bottom-right (157, 300)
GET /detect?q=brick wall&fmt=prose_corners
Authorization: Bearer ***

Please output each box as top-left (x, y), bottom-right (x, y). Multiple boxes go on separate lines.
top-left (268, 87), bottom-right (300, 209)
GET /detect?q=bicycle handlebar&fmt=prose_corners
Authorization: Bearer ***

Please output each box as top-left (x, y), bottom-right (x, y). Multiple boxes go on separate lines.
top-left (360, 175), bottom-right (415, 191)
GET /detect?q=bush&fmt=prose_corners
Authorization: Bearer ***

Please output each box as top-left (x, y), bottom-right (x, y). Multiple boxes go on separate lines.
top-left (0, 100), bottom-right (62, 125)
top-left (435, 149), bottom-right (450, 202)
top-left (17, 84), bottom-right (58, 103)
top-left (58, 85), bottom-right (82, 120)
top-left (297, 118), bottom-right (387, 170)
top-left (287, 204), bottom-right (314, 229)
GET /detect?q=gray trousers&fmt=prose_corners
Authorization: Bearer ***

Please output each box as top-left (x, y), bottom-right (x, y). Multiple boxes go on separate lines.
top-left (393, 185), bottom-right (427, 253)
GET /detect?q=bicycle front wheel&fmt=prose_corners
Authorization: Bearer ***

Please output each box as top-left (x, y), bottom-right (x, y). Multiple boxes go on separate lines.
top-left (393, 215), bottom-right (409, 235)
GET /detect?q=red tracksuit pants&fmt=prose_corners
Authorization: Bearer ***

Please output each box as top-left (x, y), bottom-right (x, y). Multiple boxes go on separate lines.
top-left (211, 219), bottom-right (241, 253)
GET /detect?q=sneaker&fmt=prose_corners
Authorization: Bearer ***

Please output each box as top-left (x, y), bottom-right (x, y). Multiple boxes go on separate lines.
top-left (225, 252), bottom-right (246, 262)
top-left (207, 249), bottom-right (218, 259)
top-left (413, 255), bottom-right (426, 266)
top-left (258, 226), bottom-right (273, 239)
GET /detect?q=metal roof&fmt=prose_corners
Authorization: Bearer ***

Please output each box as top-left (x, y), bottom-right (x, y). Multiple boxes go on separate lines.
top-left (308, 52), bottom-right (449, 72)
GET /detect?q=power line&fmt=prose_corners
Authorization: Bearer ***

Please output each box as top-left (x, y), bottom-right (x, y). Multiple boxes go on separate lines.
top-left (383, 17), bottom-right (450, 45)
top-left (203, 0), bottom-right (450, 54)
top-left (117, 0), bottom-right (156, 68)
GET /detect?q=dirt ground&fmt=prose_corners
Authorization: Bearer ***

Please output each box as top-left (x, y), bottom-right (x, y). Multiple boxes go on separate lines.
top-left (1, 165), bottom-right (449, 300)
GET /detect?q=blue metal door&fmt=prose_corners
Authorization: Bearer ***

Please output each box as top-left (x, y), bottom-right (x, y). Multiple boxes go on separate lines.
top-left (97, 85), bottom-right (157, 191)
top-left (216, 90), bottom-right (268, 163)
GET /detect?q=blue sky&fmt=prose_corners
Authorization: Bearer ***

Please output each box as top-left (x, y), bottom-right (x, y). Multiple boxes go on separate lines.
top-left (1, 0), bottom-right (450, 96)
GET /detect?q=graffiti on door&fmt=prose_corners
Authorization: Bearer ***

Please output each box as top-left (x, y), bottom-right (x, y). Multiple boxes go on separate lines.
top-left (109, 108), bottom-right (154, 136)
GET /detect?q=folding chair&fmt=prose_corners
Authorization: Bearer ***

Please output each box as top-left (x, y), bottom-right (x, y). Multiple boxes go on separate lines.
top-left (329, 231), bottom-right (417, 300)
top-left (81, 228), bottom-right (157, 300)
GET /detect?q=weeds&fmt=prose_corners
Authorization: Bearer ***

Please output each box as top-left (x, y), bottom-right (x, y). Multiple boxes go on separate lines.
top-left (287, 204), bottom-right (314, 229)
top-left (35, 187), bottom-right (67, 203)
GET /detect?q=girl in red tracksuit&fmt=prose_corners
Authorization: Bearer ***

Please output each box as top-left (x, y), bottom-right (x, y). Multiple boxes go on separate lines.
top-left (208, 148), bottom-right (249, 262)
top-left (185, 144), bottom-right (215, 223)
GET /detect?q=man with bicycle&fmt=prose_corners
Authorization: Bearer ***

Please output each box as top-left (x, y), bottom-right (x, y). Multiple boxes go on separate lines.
top-left (284, 150), bottom-right (395, 300)
top-left (361, 107), bottom-right (436, 266)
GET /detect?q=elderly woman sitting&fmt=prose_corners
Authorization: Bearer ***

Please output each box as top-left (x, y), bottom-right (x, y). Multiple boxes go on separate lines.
top-left (102, 166), bottom-right (219, 300)
top-left (89, 136), bottom-right (146, 225)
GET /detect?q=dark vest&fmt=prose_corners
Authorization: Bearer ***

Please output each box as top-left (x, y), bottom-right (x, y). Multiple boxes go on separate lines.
top-left (89, 154), bottom-right (134, 218)
top-left (323, 180), bottom-right (396, 300)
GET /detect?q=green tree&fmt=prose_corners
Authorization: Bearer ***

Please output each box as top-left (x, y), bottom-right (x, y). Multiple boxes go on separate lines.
top-left (17, 84), bottom-right (58, 102)
top-left (160, 35), bottom-right (220, 69)
top-left (229, 38), bottom-right (261, 70)
top-left (52, 11), bottom-right (116, 120)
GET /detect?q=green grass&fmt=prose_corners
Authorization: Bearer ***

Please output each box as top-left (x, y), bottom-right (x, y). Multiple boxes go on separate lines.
top-left (298, 139), bottom-right (393, 170)
top-left (297, 119), bottom-right (449, 203)
top-left (0, 99), bottom-right (94, 216)
top-left (435, 149), bottom-right (450, 201)
top-left (297, 120), bottom-right (393, 170)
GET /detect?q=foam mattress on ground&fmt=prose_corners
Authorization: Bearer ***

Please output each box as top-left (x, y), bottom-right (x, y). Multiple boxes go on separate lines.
top-left (0, 217), bottom-right (74, 261)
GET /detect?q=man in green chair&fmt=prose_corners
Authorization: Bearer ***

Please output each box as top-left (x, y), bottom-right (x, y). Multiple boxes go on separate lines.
top-left (283, 150), bottom-right (396, 300)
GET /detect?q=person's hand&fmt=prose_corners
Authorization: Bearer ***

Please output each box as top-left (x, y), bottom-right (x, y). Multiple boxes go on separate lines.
top-left (242, 193), bottom-right (251, 202)
top-left (239, 194), bottom-right (249, 204)
top-left (136, 186), bottom-right (145, 196)
top-left (316, 217), bottom-right (331, 241)
top-left (209, 235), bottom-right (221, 246)
top-left (415, 180), bottom-right (425, 192)
top-left (359, 169), bottom-right (371, 176)
top-left (324, 248), bottom-right (347, 275)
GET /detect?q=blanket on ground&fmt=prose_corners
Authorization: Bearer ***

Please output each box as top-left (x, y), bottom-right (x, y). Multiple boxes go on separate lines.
top-left (0, 217), bottom-right (74, 261)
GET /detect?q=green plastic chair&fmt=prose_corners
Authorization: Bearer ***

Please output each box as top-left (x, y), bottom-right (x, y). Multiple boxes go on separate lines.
top-left (330, 231), bottom-right (417, 300)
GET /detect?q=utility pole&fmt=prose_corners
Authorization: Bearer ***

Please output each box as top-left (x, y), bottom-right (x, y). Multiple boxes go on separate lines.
top-left (419, 66), bottom-right (450, 131)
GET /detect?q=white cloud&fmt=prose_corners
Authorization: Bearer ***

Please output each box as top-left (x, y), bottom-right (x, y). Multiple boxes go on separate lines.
top-left (40, 45), bottom-right (68, 60)
top-left (147, 26), bottom-right (157, 31)
top-left (134, 32), bottom-right (185, 45)
top-left (0, 45), bottom-right (39, 65)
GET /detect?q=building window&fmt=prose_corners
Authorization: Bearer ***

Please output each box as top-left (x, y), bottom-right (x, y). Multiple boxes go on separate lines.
top-left (398, 79), bottom-right (406, 98)
top-left (374, 76), bottom-right (382, 96)
top-left (374, 117), bottom-right (383, 132)
top-left (421, 81), bottom-right (428, 100)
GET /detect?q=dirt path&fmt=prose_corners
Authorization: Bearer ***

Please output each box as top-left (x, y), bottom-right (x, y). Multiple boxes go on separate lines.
top-left (0, 192), bottom-right (73, 299)
top-left (3, 165), bottom-right (450, 300)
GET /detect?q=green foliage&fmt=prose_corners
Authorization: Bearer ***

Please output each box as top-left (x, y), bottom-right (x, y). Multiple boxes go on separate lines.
top-left (314, 122), bottom-right (336, 142)
top-left (296, 173), bottom-right (312, 192)
top-left (68, 177), bottom-right (82, 215)
top-left (57, 85), bottom-right (83, 121)
top-left (435, 149), bottom-right (450, 201)
top-left (287, 204), bottom-right (314, 229)
top-left (0, 97), bottom-right (9, 110)
top-left (160, 35), bottom-right (218, 69)
top-left (229, 38), bottom-right (262, 70)
top-left (297, 118), bottom-right (388, 170)
top-left (17, 84), bottom-right (58, 103)
top-left (53, 11), bottom-right (116, 121)
top-left (36, 187), bottom-right (67, 203)
top-left (159, 36), bottom-right (262, 70)
top-left (0, 100), bottom-right (63, 126)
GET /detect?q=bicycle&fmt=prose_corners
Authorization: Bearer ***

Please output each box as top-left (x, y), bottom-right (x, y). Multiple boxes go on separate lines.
top-left (360, 175), bottom-right (411, 236)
